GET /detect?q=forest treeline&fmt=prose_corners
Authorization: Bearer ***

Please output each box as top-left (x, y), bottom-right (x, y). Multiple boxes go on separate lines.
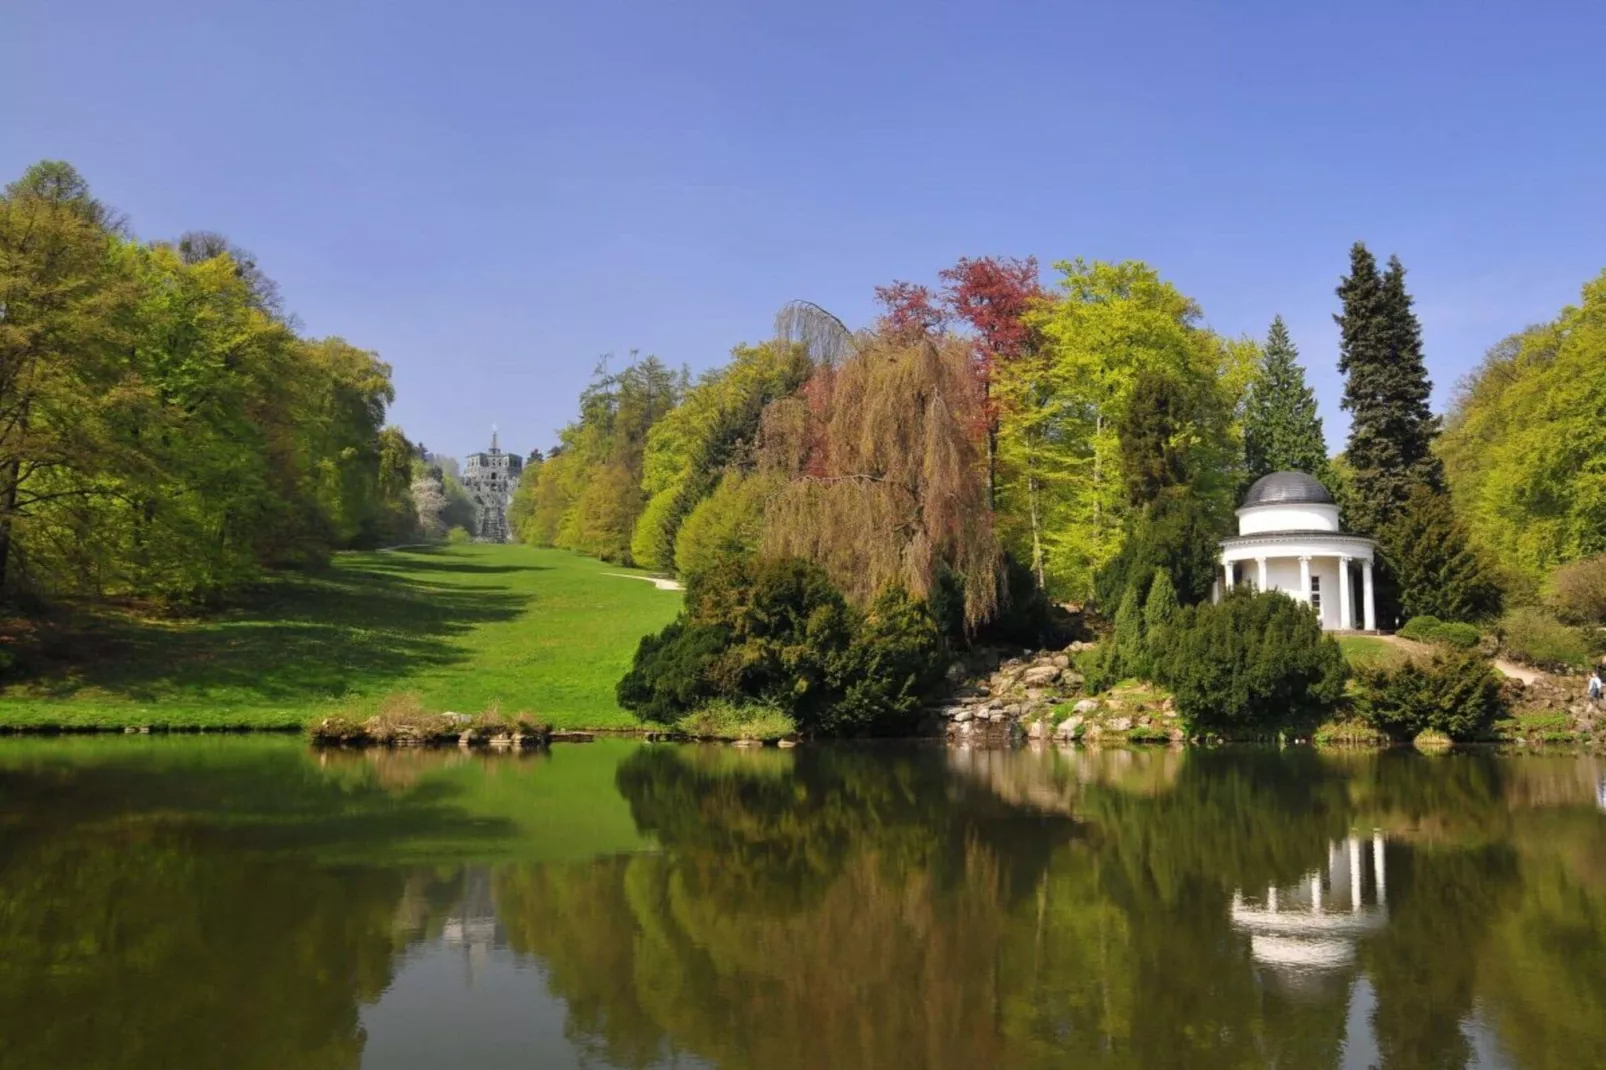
top-left (517, 249), bottom-right (1605, 624)
top-left (0, 161), bottom-right (444, 607)
top-left (518, 245), bottom-right (1605, 732)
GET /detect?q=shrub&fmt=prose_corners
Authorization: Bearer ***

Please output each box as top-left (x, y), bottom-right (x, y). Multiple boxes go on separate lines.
top-left (1432, 622), bottom-right (1482, 649)
top-left (1548, 554), bottom-right (1606, 625)
top-left (1352, 648), bottom-right (1504, 742)
top-left (1398, 615), bottom-right (1481, 649)
top-left (618, 555), bottom-right (945, 736)
top-left (616, 620), bottom-right (729, 724)
top-left (445, 525), bottom-right (472, 545)
top-left (1154, 589), bottom-right (1347, 732)
top-left (1077, 641), bottom-right (1122, 695)
top-left (1112, 584), bottom-right (1145, 677)
top-left (1498, 606), bottom-right (1591, 670)
top-left (827, 586), bottom-right (944, 735)
top-left (1398, 615), bottom-right (1443, 642)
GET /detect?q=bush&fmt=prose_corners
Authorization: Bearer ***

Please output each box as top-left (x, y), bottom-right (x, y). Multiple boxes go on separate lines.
top-left (615, 620), bottom-right (729, 724)
top-left (618, 555), bottom-right (946, 736)
top-left (1398, 615), bottom-right (1481, 649)
top-left (1549, 555), bottom-right (1606, 625)
top-left (1352, 648), bottom-right (1504, 742)
top-left (1432, 622), bottom-right (1482, 649)
top-left (445, 525), bottom-right (472, 545)
top-left (1397, 615), bottom-right (1443, 642)
top-left (1154, 590), bottom-right (1347, 732)
top-left (1498, 606), bottom-right (1592, 670)
top-left (827, 586), bottom-right (944, 735)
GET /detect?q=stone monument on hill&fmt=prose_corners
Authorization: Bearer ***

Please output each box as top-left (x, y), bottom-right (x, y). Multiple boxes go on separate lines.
top-left (462, 426), bottom-right (523, 543)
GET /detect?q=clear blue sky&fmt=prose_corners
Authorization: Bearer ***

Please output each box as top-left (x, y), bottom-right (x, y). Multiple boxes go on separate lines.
top-left (5, 0), bottom-right (1602, 461)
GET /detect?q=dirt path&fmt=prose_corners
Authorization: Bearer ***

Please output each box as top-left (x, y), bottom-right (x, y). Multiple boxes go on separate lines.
top-left (1375, 633), bottom-right (1544, 685)
top-left (1492, 658), bottom-right (1542, 685)
top-left (606, 572), bottom-right (685, 592)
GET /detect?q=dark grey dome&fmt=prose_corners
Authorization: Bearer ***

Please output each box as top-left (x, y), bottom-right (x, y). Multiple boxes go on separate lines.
top-left (1241, 471), bottom-right (1334, 509)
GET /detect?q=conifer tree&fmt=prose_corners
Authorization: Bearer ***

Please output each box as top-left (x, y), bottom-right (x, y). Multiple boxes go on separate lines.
top-left (1381, 486), bottom-right (1501, 622)
top-left (1243, 316), bottom-right (1330, 482)
top-left (1335, 245), bottom-right (1441, 535)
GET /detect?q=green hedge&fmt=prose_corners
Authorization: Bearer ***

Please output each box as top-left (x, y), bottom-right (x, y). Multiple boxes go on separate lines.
top-left (1399, 616), bottom-right (1481, 649)
top-left (1352, 648), bottom-right (1504, 742)
top-left (617, 556), bottom-right (945, 736)
top-left (1153, 590), bottom-right (1348, 732)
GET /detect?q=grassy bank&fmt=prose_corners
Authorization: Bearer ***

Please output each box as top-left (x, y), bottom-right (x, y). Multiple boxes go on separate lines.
top-left (0, 545), bottom-right (681, 731)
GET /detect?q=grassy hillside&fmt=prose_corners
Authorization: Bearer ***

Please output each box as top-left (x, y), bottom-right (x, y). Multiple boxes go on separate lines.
top-left (0, 545), bottom-right (681, 731)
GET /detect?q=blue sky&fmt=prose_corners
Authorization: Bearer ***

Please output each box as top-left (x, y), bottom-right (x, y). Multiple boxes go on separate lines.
top-left (5, 0), bottom-right (1602, 461)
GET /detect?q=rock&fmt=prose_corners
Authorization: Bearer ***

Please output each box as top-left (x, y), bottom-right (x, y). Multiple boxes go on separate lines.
top-left (731, 738), bottom-right (763, 748)
top-left (1108, 716), bottom-right (1132, 732)
top-left (1062, 672), bottom-right (1085, 689)
top-left (1003, 704), bottom-right (1023, 718)
top-left (951, 709), bottom-right (974, 724)
top-left (988, 709), bottom-right (1010, 723)
top-left (945, 661), bottom-right (968, 683)
top-left (442, 712), bottom-right (472, 725)
top-left (1073, 699), bottom-right (1101, 715)
top-left (1052, 654), bottom-right (1071, 669)
top-left (1021, 665), bottom-right (1061, 686)
top-left (1027, 720), bottom-right (1047, 739)
top-left (778, 739), bottom-right (798, 748)
top-left (1055, 716), bottom-right (1083, 738)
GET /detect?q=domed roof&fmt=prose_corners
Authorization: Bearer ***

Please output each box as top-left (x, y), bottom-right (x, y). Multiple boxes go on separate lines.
top-left (1241, 471), bottom-right (1334, 509)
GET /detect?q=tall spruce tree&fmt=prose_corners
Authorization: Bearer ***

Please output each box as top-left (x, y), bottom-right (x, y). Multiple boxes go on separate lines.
top-left (1243, 316), bottom-right (1330, 483)
top-left (1335, 245), bottom-right (1442, 535)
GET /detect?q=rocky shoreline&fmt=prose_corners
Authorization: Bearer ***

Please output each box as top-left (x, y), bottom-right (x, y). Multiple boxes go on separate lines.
top-left (931, 643), bottom-right (1186, 746)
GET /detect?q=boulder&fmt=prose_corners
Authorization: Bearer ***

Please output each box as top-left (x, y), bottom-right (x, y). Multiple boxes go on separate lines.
top-left (1051, 654), bottom-right (1071, 669)
top-left (1073, 698), bottom-right (1101, 715)
top-left (1055, 716), bottom-right (1084, 738)
top-left (1021, 665), bottom-right (1061, 686)
top-left (1107, 716), bottom-right (1132, 732)
top-left (1027, 720), bottom-right (1047, 739)
top-left (950, 709), bottom-right (974, 724)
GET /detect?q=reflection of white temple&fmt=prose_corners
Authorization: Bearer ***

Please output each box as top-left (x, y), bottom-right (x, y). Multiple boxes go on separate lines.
top-left (1231, 833), bottom-right (1388, 976)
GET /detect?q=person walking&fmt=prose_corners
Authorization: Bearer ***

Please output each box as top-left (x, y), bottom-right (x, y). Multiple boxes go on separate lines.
top-left (1590, 667), bottom-right (1604, 706)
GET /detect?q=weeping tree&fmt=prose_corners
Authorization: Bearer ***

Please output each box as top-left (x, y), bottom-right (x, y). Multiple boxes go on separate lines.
top-left (758, 308), bottom-right (1002, 629)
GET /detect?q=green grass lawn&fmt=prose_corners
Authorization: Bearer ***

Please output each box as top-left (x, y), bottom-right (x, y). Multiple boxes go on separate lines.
top-left (1338, 634), bottom-right (1403, 670)
top-left (0, 545), bottom-right (681, 731)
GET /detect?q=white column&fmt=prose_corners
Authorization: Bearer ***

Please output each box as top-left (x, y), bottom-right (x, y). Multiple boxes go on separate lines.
top-left (1349, 836), bottom-right (1363, 913)
top-left (1373, 832), bottom-right (1387, 908)
top-left (1299, 556), bottom-right (1312, 606)
top-left (1268, 886), bottom-right (1278, 912)
top-left (1362, 559), bottom-right (1376, 632)
top-left (1212, 577), bottom-right (1221, 604)
top-left (1311, 873), bottom-right (1323, 913)
top-left (1338, 556), bottom-right (1353, 630)
top-left (1224, 559), bottom-right (1236, 591)
top-left (1256, 557), bottom-right (1268, 593)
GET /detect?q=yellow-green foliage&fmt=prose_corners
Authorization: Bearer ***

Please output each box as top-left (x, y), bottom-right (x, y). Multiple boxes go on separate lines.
top-left (0, 161), bottom-right (416, 605)
top-left (997, 260), bottom-right (1255, 600)
top-left (673, 471), bottom-right (778, 581)
top-left (1440, 271), bottom-right (1606, 584)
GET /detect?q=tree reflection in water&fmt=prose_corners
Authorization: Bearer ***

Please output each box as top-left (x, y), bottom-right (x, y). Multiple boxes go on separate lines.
top-left (497, 745), bottom-right (1606, 1070)
top-left (2, 740), bottom-right (1606, 1069)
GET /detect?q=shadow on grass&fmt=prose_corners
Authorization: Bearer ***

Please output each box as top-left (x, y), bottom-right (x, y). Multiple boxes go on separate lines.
top-left (10, 558), bottom-right (533, 705)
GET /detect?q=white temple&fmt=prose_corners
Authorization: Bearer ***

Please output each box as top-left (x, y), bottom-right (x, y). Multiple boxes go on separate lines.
top-left (1230, 834), bottom-right (1390, 976)
top-left (1216, 471), bottom-right (1377, 632)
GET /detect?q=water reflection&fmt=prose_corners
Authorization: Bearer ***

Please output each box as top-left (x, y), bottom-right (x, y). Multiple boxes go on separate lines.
top-left (0, 739), bottom-right (1604, 1068)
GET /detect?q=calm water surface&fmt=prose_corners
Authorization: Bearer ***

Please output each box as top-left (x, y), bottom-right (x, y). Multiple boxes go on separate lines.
top-left (2, 737), bottom-right (1604, 1069)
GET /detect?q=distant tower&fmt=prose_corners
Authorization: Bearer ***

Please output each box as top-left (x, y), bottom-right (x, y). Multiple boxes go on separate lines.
top-left (461, 425), bottom-right (523, 543)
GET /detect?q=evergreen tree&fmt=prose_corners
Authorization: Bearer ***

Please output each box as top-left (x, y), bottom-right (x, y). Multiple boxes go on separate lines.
top-left (1243, 316), bottom-right (1329, 482)
top-left (1381, 486), bottom-right (1501, 622)
top-left (1336, 244), bottom-right (1441, 535)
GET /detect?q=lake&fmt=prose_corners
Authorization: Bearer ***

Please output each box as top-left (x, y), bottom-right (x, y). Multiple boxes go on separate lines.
top-left (1, 737), bottom-right (1603, 1069)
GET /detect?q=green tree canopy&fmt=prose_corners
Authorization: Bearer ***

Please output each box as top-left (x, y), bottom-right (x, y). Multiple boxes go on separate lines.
top-left (1242, 315), bottom-right (1330, 483)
